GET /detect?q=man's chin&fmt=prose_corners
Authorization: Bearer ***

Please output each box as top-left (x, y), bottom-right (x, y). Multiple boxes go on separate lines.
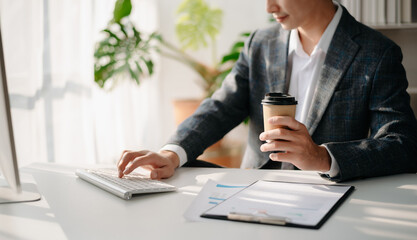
top-left (279, 23), bottom-right (295, 30)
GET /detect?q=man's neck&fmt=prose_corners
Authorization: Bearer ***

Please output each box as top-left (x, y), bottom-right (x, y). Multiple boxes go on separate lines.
top-left (297, 2), bottom-right (336, 55)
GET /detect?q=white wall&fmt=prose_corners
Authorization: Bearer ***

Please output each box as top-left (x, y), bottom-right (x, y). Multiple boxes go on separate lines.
top-left (379, 29), bottom-right (417, 89)
top-left (379, 29), bottom-right (417, 118)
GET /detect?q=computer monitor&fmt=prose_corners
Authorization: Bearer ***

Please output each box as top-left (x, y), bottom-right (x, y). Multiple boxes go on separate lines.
top-left (0, 18), bottom-right (40, 204)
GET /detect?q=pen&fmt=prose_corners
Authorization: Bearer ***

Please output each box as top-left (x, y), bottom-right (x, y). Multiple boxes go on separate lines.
top-left (227, 212), bottom-right (290, 225)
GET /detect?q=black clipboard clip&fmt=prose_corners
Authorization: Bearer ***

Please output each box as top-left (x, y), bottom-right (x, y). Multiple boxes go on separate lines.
top-left (227, 211), bottom-right (291, 226)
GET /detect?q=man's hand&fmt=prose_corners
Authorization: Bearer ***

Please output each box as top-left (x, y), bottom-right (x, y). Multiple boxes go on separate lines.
top-left (259, 116), bottom-right (331, 172)
top-left (117, 150), bottom-right (180, 179)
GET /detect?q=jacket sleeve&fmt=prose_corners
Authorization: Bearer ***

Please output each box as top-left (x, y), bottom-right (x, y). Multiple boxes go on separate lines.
top-left (322, 44), bottom-right (417, 182)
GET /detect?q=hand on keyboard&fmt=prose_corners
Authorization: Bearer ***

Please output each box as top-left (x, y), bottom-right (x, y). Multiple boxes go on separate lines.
top-left (117, 150), bottom-right (180, 180)
top-left (76, 168), bottom-right (177, 199)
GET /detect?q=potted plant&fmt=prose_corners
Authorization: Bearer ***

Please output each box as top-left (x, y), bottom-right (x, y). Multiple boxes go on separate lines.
top-left (94, 0), bottom-right (249, 165)
top-left (94, 0), bottom-right (248, 112)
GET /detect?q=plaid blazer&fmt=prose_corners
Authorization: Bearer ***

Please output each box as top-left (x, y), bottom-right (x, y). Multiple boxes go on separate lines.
top-left (169, 6), bottom-right (417, 182)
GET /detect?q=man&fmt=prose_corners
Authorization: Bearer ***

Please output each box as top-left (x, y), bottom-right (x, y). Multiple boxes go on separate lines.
top-left (118, 0), bottom-right (417, 182)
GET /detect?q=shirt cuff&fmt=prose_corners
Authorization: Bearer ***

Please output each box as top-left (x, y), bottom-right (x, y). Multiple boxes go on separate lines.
top-left (320, 144), bottom-right (340, 178)
top-left (160, 144), bottom-right (188, 167)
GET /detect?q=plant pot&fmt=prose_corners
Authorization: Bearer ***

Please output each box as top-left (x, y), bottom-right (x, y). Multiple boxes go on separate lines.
top-left (172, 98), bottom-right (222, 150)
top-left (172, 99), bottom-right (202, 126)
top-left (171, 98), bottom-right (244, 168)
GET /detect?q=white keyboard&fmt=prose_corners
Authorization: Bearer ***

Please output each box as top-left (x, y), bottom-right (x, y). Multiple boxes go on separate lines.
top-left (75, 168), bottom-right (176, 200)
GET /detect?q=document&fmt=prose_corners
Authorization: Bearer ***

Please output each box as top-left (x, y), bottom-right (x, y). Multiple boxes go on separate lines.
top-left (201, 180), bottom-right (354, 229)
top-left (183, 179), bottom-right (247, 222)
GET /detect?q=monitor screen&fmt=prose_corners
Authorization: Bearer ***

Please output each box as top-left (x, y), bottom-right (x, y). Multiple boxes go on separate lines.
top-left (0, 16), bottom-right (40, 204)
top-left (0, 16), bottom-right (21, 193)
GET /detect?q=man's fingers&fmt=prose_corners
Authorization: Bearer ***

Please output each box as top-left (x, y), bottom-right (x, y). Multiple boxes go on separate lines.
top-left (260, 127), bottom-right (295, 142)
top-left (118, 151), bottom-right (133, 178)
top-left (269, 151), bottom-right (296, 163)
top-left (123, 154), bottom-right (164, 175)
top-left (260, 140), bottom-right (295, 152)
top-left (268, 116), bottom-right (302, 130)
top-left (117, 150), bottom-right (178, 179)
top-left (141, 165), bottom-right (154, 171)
top-left (150, 166), bottom-right (174, 180)
top-left (117, 150), bottom-right (131, 168)
top-left (117, 150), bottom-right (147, 177)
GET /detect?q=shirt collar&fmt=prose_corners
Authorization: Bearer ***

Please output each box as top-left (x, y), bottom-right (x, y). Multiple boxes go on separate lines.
top-left (288, 1), bottom-right (343, 57)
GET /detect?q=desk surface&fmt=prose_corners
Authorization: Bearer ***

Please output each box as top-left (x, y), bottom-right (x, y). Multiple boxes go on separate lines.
top-left (1, 163), bottom-right (416, 240)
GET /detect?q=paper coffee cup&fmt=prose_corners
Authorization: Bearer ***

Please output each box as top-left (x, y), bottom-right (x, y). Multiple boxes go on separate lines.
top-left (261, 93), bottom-right (297, 132)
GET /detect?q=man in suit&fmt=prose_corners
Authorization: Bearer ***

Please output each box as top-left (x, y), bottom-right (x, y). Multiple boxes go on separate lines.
top-left (118, 0), bottom-right (417, 182)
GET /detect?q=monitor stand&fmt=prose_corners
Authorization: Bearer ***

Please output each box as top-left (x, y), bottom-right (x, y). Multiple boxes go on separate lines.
top-left (0, 179), bottom-right (41, 204)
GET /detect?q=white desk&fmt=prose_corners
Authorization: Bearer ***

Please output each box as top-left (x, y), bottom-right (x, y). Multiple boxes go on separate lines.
top-left (1, 163), bottom-right (416, 240)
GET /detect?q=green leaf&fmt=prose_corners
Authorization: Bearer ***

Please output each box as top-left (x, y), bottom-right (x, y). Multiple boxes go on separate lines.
top-left (218, 31), bottom-right (249, 66)
top-left (94, 2), bottom-right (159, 89)
top-left (95, 60), bottom-right (116, 74)
top-left (94, 60), bottom-right (117, 87)
top-left (151, 32), bottom-right (163, 42)
top-left (243, 116), bottom-right (250, 125)
top-left (230, 41), bottom-right (244, 53)
top-left (94, 50), bottom-right (116, 59)
top-left (241, 32), bottom-right (251, 37)
top-left (135, 61), bottom-right (143, 74)
top-left (103, 29), bottom-right (121, 43)
top-left (221, 52), bottom-right (240, 64)
top-left (95, 44), bottom-right (115, 58)
top-left (128, 64), bottom-right (139, 84)
top-left (132, 26), bottom-right (142, 46)
top-left (96, 37), bottom-right (114, 49)
top-left (141, 56), bottom-right (154, 75)
top-left (114, 64), bottom-right (129, 75)
top-left (175, 0), bottom-right (223, 51)
top-left (113, 0), bottom-right (132, 23)
top-left (118, 22), bottom-right (128, 38)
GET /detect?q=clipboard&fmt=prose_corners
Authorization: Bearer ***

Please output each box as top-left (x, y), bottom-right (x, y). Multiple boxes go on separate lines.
top-left (201, 180), bottom-right (354, 229)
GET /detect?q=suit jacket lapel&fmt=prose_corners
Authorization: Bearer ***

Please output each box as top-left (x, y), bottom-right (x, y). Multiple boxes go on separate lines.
top-left (266, 29), bottom-right (290, 93)
top-left (305, 12), bottom-right (360, 135)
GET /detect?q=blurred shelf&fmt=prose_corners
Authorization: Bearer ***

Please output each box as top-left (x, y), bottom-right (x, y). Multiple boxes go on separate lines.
top-left (368, 23), bottom-right (417, 30)
top-left (407, 87), bottom-right (417, 93)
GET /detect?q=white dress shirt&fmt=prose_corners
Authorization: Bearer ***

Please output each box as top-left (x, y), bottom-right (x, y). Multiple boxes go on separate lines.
top-left (288, 3), bottom-right (342, 124)
top-left (160, 144), bottom-right (188, 167)
top-left (288, 2), bottom-right (342, 177)
top-left (163, 2), bottom-right (343, 176)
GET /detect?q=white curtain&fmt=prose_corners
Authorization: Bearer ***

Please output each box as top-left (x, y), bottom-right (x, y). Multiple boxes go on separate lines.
top-left (0, 0), bottom-right (163, 167)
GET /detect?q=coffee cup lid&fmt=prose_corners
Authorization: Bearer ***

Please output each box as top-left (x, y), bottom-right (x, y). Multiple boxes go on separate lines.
top-left (261, 92), bottom-right (297, 105)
